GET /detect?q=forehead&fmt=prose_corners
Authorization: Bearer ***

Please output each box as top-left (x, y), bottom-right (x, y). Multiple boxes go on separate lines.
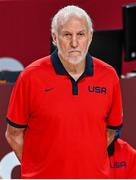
top-left (58, 15), bottom-right (88, 32)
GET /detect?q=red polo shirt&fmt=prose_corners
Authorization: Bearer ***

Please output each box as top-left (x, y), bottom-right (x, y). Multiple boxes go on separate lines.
top-left (7, 51), bottom-right (123, 178)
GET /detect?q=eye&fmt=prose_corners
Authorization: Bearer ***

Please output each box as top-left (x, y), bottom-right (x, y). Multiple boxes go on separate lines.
top-left (64, 33), bottom-right (71, 37)
top-left (78, 32), bottom-right (85, 36)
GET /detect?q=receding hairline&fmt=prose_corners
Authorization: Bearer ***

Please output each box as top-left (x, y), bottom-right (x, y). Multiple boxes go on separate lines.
top-left (51, 5), bottom-right (93, 34)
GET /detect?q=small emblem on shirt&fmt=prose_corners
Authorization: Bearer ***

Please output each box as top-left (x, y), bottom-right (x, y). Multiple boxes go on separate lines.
top-left (44, 87), bottom-right (54, 92)
top-left (88, 86), bottom-right (107, 94)
top-left (110, 161), bottom-right (127, 168)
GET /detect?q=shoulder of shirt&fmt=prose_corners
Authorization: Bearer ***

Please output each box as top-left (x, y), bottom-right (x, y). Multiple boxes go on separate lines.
top-left (26, 55), bottom-right (51, 70)
top-left (92, 56), bottom-right (119, 80)
top-left (19, 55), bottom-right (52, 77)
top-left (115, 138), bottom-right (136, 154)
top-left (92, 56), bottom-right (116, 72)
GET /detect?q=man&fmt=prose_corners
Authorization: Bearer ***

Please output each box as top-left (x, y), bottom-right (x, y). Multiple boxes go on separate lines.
top-left (108, 130), bottom-right (136, 178)
top-left (5, 5), bottom-right (123, 178)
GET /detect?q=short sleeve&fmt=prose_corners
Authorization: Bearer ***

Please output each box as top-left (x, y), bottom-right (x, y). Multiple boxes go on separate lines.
top-left (6, 71), bottom-right (30, 127)
top-left (106, 74), bottom-right (123, 129)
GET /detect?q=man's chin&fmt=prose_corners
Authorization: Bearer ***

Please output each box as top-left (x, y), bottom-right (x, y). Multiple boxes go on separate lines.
top-left (68, 56), bottom-right (84, 64)
top-left (68, 59), bottom-right (83, 65)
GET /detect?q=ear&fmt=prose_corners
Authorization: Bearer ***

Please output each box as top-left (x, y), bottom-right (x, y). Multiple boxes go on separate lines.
top-left (52, 32), bottom-right (57, 46)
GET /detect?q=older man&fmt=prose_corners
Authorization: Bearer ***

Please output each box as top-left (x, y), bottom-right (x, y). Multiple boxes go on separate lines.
top-left (5, 5), bottom-right (123, 178)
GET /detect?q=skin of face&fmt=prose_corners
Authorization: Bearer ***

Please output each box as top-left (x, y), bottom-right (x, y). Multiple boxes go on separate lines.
top-left (52, 15), bottom-right (93, 65)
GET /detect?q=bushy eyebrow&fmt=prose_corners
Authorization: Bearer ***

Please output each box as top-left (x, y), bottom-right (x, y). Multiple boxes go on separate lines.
top-left (62, 29), bottom-right (87, 34)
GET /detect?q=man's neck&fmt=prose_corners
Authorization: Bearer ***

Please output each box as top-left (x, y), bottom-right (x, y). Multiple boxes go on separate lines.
top-left (59, 58), bottom-right (85, 81)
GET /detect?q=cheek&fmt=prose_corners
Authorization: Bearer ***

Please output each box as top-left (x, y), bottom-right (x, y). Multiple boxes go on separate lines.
top-left (58, 41), bottom-right (69, 51)
top-left (80, 41), bottom-right (89, 51)
top-left (84, 40), bottom-right (91, 50)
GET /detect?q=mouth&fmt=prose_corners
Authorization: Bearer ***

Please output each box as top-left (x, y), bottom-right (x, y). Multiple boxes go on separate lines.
top-left (68, 50), bottom-right (81, 54)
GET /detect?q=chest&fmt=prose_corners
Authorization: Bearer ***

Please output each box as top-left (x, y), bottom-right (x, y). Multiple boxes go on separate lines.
top-left (30, 75), bottom-right (113, 120)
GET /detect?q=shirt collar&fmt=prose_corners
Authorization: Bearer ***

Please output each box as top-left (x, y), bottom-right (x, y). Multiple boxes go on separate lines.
top-left (51, 50), bottom-right (94, 76)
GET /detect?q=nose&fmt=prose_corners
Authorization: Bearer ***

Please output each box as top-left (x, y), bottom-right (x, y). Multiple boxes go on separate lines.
top-left (70, 35), bottom-right (78, 48)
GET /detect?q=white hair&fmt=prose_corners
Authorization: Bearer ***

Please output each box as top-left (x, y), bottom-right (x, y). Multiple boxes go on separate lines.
top-left (51, 5), bottom-right (93, 34)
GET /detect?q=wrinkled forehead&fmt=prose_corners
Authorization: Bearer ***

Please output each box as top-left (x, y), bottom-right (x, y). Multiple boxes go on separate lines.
top-left (57, 14), bottom-right (89, 30)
